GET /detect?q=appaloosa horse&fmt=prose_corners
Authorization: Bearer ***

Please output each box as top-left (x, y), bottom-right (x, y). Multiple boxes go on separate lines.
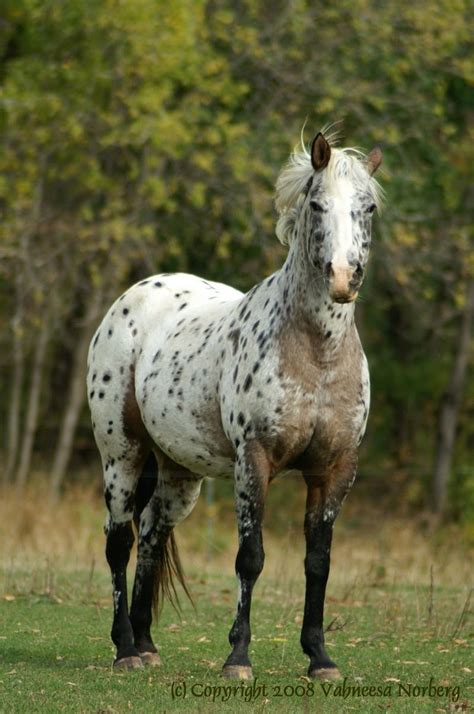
top-left (87, 130), bottom-right (382, 680)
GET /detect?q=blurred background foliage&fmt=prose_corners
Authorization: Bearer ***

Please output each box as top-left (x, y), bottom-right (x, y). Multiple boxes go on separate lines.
top-left (0, 0), bottom-right (472, 527)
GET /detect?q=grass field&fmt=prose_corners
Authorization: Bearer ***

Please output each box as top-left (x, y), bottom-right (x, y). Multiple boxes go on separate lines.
top-left (0, 480), bottom-right (472, 713)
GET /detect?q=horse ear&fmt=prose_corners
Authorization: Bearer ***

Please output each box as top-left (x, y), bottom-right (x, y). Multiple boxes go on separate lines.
top-left (366, 146), bottom-right (382, 175)
top-left (311, 133), bottom-right (331, 171)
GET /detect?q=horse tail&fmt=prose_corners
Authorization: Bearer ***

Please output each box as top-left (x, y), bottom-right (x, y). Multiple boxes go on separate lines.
top-left (152, 530), bottom-right (194, 617)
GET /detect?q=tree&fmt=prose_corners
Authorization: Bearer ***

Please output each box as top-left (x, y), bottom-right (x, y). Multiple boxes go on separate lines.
top-left (0, 0), bottom-right (472, 516)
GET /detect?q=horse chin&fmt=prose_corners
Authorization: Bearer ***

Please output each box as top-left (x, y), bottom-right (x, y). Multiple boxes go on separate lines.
top-left (332, 291), bottom-right (358, 304)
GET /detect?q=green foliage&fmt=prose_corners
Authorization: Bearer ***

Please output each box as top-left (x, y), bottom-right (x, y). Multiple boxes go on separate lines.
top-left (0, 0), bottom-right (472, 512)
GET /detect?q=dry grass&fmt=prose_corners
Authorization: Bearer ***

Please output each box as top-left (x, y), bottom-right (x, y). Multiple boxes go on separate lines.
top-left (0, 476), bottom-right (472, 600)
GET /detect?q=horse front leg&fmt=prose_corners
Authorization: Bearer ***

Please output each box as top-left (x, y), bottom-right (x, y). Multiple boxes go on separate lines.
top-left (222, 442), bottom-right (271, 680)
top-left (300, 452), bottom-right (357, 680)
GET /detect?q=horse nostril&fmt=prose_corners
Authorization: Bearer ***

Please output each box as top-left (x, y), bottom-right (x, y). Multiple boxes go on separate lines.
top-left (354, 262), bottom-right (363, 277)
top-left (325, 262), bottom-right (334, 279)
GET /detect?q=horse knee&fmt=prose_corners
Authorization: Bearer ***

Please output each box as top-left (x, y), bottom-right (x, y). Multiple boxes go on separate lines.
top-left (304, 551), bottom-right (330, 583)
top-left (235, 534), bottom-right (265, 582)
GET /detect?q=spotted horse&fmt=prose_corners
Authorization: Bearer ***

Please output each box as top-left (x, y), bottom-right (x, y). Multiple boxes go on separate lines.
top-left (87, 130), bottom-right (383, 680)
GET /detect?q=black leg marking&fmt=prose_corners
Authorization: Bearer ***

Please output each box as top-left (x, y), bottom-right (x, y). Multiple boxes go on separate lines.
top-left (223, 442), bottom-right (270, 679)
top-left (129, 528), bottom-right (171, 664)
top-left (300, 513), bottom-right (338, 676)
top-left (105, 521), bottom-right (142, 667)
top-left (224, 527), bottom-right (264, 671)
top-left (129, 452), bottom-right (160, 661)
top-left (300, 456), bottom-right (357, 680)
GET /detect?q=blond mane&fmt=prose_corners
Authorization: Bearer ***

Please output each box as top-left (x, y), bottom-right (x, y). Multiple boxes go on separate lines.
top-left (275, 135), bottom-right (383, 245)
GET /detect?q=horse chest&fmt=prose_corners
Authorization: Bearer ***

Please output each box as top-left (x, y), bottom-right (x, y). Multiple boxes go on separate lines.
top-left (275, 354), bottom-right (369, 471)
top-left (310, 365), bottom-right (369, 459)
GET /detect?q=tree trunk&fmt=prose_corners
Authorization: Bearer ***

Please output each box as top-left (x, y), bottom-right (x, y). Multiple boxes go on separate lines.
top-left (7, 175), bottom-right (46, 485)
top-left (49, 291), bottom-right (103, 495)
top-left (15, 317), bottom-right (50, 490)
top-left (431, 279), bottom-right (474, 514)
top-left (4, 291), bottom-right (25, 483)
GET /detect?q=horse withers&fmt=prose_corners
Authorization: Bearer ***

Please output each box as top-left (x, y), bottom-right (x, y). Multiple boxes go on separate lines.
top-left (87, 130), bottom-right (382, 679)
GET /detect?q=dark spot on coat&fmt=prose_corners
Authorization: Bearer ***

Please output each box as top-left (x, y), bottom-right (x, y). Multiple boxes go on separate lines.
top-left (228, 328), bottom-right (240, 356)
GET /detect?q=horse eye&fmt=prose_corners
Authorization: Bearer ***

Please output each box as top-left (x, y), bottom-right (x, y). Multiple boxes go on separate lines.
top-left (367, 204), bottom-right (376, 214)
top-left (310, 201), bottom-right (325, 212)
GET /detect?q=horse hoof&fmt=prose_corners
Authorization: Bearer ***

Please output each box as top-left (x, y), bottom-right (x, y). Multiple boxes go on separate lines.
top-left (139, 651), bottom-right (161, 667)
top-left (221, 665), bottom-right (253, 680)
top-left (309, 666), bottom-right (342, 681)
top-left (113, 656), bottom-right (143, 671)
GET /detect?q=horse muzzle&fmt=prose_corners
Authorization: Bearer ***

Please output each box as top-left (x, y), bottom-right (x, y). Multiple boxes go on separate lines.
top-left (326, 262), bottom-right (362, 303)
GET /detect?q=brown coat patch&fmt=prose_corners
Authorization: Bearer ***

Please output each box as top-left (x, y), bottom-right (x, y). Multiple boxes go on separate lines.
top-left (263, 322), bottom-right (365, 485)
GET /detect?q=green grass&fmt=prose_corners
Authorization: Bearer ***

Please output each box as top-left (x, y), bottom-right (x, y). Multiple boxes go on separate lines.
top-left (0, 483), bottom-right (472, 712)
top-left (0, 567), bottom-right (471, 713)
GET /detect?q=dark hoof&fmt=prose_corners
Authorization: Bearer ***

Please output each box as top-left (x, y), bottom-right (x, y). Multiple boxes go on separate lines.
top-left (309, 666), bottom-right (342, 681)
top-left (222, 664), bottom-right (253, 680)
top-left (139, 651), bottom-right (161, 667)
top-left (113, 656), bottom-right (143, 671)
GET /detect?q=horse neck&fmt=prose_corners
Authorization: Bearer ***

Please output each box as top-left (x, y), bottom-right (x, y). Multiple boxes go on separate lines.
top-left (275, 240), bottom-right (356, 352)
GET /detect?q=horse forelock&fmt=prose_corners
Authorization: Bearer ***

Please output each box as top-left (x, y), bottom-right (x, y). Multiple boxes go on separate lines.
top-left (274, 134), bottom-right (383, 246)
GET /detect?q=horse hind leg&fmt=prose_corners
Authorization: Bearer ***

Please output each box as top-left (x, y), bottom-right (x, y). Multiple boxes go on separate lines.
top-left (130, 451), bottom-right (202, 666)
top-left (133, 451), bottom-right (158, 530)
top-left (92, 372), bottom-right (152, 669)
top-left (102, 447), bottom-right (148, 670)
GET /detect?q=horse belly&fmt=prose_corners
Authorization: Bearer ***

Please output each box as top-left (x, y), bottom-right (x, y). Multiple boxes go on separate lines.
top-left (142, 402), bottom-right (235, 478)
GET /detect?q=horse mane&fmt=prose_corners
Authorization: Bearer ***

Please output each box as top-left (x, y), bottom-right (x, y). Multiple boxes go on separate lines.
top-left (275, 130), bottom-right (384, 246)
